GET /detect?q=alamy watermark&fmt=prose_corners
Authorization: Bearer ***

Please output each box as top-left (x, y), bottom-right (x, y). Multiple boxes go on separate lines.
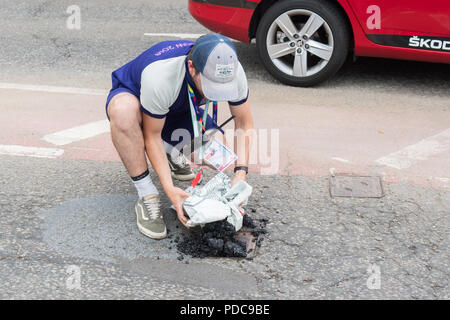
top-left (66, 5), bottom-right (81, 30)
top-left (366, 5), bottom-right (381, 30)
top-left (66, 265), bottom-right (81, 290)
top-left (168, 128), bottom-right (280, 175)
top-left (366, 264), bottom-right (381, 290)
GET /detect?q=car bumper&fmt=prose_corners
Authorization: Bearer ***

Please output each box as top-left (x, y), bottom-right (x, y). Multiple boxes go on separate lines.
top-left (188, 0), bottom-right (257, 43)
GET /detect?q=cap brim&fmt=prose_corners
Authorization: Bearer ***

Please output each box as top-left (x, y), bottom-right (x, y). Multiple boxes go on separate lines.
top-left (200, 73), bottom-right (239, 102)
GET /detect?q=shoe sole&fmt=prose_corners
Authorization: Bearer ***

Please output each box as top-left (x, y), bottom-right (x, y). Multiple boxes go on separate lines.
top-left (171, 171), bottom-right (196, 181)
top-left (135, 206), bottom-right (167, 240)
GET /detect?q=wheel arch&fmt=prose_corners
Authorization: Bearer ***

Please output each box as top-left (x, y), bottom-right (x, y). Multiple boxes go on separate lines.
top-left (249, 0), bottom-right (355, 51)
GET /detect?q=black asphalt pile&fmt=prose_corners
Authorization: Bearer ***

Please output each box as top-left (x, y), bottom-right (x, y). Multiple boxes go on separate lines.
top-left (176, 215), bottom-right (268, 259)
top-left (244, 214), bottom-right (269, 238)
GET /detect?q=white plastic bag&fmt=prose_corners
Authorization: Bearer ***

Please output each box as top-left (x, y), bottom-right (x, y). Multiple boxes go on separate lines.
top-left (183, 196), bottom-right (230, 226)
top-left (182, 172), bottom-right (252, 230)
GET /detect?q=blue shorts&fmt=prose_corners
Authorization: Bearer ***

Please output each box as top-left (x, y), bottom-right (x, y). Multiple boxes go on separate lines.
top-left (105, 72), bottom-right (140, 120)
top-left (106, 77), bottom-right (219, 148)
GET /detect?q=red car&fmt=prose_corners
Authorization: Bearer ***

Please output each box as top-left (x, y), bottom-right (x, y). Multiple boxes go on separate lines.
top-left (189, 0), bottom-right (450, 86)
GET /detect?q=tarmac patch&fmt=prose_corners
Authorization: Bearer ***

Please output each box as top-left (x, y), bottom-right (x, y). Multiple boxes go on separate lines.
top-left (42, 194), bottom-right (267, 263)
top-left (42, 194), bottom-right (185, 263)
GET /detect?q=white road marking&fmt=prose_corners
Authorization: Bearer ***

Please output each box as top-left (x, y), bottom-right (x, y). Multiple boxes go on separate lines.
top-left (329, 167), bottom-right (336, 177)
top-left (376, 128), bottom-right (450, 169)
top-left (332, 157), bottom-right (350, 163)
top-left (0, 145), bottom-right (64, 158)
top-left (143, 33), bottom-right (237, 42)
top-left (42, 120), bottom-right (110, 146)
top-left (0, 82), bottom-right (108, 96)
top-left (144, 32), bottom-right (205, 39)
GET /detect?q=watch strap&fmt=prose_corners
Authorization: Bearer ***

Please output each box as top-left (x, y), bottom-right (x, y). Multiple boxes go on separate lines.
top-left (234, 166), bottom-right (248, 174)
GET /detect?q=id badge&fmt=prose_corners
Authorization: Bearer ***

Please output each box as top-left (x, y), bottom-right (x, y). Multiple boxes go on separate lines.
top-left (202, 138), bottom-right (238, 172)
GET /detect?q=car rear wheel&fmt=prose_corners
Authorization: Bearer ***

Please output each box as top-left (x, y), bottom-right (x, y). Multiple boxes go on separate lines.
top-left (256, 0), bottom-right (350, 86)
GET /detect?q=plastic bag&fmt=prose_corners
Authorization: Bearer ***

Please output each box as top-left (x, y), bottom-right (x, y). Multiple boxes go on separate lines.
top-left (182, 172), bottom-right (253, 230)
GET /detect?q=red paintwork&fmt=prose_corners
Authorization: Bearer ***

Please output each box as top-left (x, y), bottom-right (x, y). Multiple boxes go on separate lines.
top-left (347, 0), bottom-right (450, 36)
top-left (188, 0), bottom-right (450, 64)
top-left (188, 1), bottom-right (255, 43)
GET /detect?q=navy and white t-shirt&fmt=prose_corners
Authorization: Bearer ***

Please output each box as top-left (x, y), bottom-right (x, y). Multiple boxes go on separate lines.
top-left (108, 40), bottom-right (249, 120)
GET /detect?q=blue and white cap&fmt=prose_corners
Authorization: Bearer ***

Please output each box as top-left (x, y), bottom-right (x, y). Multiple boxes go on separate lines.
top-left (192, 33), bottom-right (239, 101)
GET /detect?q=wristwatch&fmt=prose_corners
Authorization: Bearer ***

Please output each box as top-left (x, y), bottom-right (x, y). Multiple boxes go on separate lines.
top-left (234, 166), bottom-right (248, 175)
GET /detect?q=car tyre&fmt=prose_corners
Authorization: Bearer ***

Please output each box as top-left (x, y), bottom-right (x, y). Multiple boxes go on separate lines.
top-left (256, 0), bottom-right (350, 86)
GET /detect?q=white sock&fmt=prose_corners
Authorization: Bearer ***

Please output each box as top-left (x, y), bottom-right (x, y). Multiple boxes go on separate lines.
top-left (131, 170), bottom-right (158, 198)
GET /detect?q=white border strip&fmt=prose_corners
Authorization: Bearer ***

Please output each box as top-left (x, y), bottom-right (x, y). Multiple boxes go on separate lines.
top-left (42, 120), bottom-right (110, 146)
top-left (144, 33), bottom-right (205, 39)
top-left (332, 157), bottom-right (350, 163)
top-left (0, 83), bottom-right (108, 96)
top-left (376, 128), bottom-right (450, 169)
top-left (143, 33), bottom-right (237, 42)
top-left (0, 145), bottom-right (64, 158)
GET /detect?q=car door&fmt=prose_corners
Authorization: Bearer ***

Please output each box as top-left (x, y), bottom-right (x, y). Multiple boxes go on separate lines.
top-left (347, 0), bottom-right (450, 36)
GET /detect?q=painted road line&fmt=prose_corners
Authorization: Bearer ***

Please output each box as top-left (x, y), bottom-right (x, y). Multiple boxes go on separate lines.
top-left (42, 120), bottom-right (110, 146)
top-left (143, 33), bottom-right (237, 41)
top-left (144, 32), bottom-right (205, 39)
top-left (376, 128), bottom-right (450, 169)
top-left (0, 145), bottom-right (64, 158)
top-left (0, 83), bottom-right (108, 96)
top-left (332, 157), bottom-right (350, 163)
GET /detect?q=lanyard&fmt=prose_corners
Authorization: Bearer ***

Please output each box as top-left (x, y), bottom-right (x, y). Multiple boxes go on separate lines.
top-left (187, 83), bottom-right (218, 138)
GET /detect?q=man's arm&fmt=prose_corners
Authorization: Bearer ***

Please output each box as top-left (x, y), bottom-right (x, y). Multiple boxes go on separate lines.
top-left (229, 99), bottom-right (254, 185)
top-left (142, 114), bottom-right (190, 228)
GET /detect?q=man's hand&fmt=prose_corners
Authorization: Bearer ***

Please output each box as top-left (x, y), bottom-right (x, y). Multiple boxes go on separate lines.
top-left (167, 186), bottom-right (191, 228)
top-left (231, 170), bottom-right (247, 187)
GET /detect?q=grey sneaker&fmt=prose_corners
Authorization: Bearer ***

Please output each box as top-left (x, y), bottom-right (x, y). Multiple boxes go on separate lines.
top-left (135, 194), bottom-right (167, 239)
top-left (167, 152), bottom-right (195, 181)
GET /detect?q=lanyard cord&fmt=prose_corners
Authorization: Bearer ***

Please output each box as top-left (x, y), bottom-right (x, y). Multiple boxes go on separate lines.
top-left (187, 84), bottom-right (200, 138)
top-left (187, 83), bottom-right (218, 137)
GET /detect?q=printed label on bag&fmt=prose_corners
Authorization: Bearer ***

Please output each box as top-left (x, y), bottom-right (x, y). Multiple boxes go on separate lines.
top-left (203, 139), bottom-right (238, 171)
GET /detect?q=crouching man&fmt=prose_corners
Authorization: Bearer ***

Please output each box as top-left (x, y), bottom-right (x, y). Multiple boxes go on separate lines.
top-left (106, 34), bottom-right (254, 239)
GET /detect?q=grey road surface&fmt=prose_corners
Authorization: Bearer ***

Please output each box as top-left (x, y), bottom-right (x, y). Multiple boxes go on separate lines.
top-left (0, 0), bottom-right (449, 299)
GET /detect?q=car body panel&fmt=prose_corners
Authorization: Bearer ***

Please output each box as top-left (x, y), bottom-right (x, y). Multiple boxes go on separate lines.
top-left (188, 0), bottom-right (450, 64)
top-left (340, 0), bottom-right (450, 63)
top-left (188, 0), bottom-right (256, 42)
top-left (347, 0), bottom-right (450, 36)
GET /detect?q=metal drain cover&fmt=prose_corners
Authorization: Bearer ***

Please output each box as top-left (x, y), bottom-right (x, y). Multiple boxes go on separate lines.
top-left (329, 175), bottom-right (384, 198)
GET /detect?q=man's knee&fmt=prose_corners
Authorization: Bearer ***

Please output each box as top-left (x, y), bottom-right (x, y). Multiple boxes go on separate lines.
top-left (108, 94), bottom-right (142, 132)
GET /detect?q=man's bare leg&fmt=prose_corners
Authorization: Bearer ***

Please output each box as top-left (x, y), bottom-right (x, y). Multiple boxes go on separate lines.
top-left (108, 92), bottom-right (166, 239)
top-left (107, 93), bottom-right (147, 177)
top-left (107, 92), bottom-right (194, 182)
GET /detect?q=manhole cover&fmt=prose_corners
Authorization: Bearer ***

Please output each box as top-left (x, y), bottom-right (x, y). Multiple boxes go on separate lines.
top-left (329, 175), bottom-right (384, 198)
